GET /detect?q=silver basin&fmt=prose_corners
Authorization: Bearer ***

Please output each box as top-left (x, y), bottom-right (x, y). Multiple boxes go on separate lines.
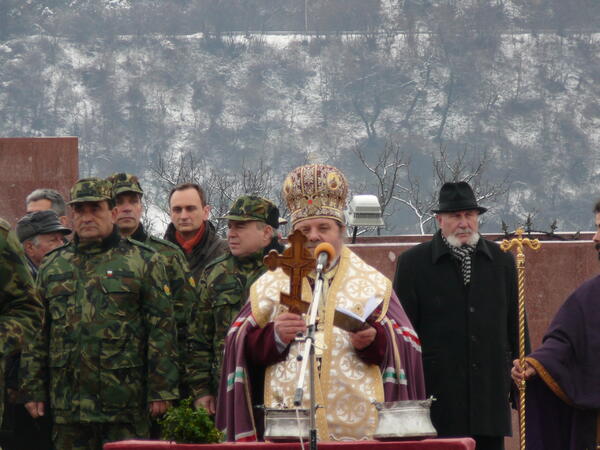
top-left (373, 398), bottom-right (437, 440)
top-left (263, 408), bottom-right (310, 441)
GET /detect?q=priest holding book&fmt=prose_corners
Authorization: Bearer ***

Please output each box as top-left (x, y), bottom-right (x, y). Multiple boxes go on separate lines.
top-left (215, 163), bottom-right (425, 442)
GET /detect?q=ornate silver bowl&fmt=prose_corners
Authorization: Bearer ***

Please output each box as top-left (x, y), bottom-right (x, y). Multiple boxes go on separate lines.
top-left (263, 407), bottom-right (310, 441)
top-left (373, 398), bottom-right (437, 440)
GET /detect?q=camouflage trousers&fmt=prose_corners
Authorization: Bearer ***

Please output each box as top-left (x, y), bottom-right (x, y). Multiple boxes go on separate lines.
top-left (53, 420), bottom-right (149, 450)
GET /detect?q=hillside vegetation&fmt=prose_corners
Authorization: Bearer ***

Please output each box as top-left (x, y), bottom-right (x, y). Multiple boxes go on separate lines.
top-left (1, 1), bottom-right (599, 233)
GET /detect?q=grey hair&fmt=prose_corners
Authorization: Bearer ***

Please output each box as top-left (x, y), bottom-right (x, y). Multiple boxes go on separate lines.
top-left (26, 189), bottom-right (66, 217)
top-left (23, 235), bottom-right (40, 246)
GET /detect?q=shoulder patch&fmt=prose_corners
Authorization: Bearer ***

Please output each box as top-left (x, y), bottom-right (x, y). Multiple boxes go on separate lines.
top-left (205, 251), bottom-right (231, 270)
top-left (149, 235), bottom-right (181, 251)
top-left (0, 218), bottom-right (10, 231)
top-left (126, 237), bottom-right (157, 254)
top-left (45, 241), bottom-right (71, 257)
top-left (47, 272), bottom-right (75, 282)
top-left (39, 242), bottom-right (70, 270)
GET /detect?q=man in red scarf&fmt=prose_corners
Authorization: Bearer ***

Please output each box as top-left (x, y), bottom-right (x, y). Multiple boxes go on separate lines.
top-left (164, 183), bottom-right (227, 283)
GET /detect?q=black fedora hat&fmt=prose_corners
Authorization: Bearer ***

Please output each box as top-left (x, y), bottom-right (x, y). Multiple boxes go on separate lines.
top-left (431, 181), bottom-right (487, 214)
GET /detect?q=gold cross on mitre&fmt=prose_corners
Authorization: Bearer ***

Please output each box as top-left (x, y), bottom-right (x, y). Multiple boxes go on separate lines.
top-left (263, 229), bottom-right (315, 314)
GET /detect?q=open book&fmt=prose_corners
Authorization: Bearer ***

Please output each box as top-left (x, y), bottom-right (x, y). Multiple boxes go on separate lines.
top-left (333, 296), bottom-right (383, 332)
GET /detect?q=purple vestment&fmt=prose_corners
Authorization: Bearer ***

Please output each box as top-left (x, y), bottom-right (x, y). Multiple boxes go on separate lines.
top-left (215, 291), bottom-right (426, 442)
top-left (524, 275), bottom-right (600, 449)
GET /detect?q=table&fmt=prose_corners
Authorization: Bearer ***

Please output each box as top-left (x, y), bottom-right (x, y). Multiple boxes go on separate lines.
top-left (104, 439), bottom-right (475, 450)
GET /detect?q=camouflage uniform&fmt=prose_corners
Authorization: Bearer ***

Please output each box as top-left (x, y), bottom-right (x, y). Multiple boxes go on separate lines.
top-left (0, 219), bottom-right (44, 424)
top-left (20, 179), bottom-right (179, 450)
top-left (108, 173), bottom-right (197, 383)
top-left (186, 196), bottom-right (280, 399)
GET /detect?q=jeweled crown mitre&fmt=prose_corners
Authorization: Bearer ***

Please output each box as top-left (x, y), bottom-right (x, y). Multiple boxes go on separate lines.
top-left (283, 164), bottom-right (348, 226)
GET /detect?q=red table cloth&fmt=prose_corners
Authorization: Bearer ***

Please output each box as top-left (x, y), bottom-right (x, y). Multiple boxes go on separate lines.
top-left (104, 439), bottom-right (475, 450)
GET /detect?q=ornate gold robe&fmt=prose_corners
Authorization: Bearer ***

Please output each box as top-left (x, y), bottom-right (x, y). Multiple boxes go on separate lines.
top-left (249, 246), bottom-right (391, 440)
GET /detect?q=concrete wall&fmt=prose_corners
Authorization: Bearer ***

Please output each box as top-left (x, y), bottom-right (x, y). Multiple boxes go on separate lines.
top-left (0, 137), bottom-right (78, 225)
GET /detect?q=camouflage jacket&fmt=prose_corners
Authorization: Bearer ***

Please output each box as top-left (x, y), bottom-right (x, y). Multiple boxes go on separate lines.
top-left (131, 224), bottom-right (197, 378)
top-left (0, 219), bottom-right (44, 422)
top-left (20, 227), bottom-right (179, 424)
top-left (186, 249), bottom-right (267, 399)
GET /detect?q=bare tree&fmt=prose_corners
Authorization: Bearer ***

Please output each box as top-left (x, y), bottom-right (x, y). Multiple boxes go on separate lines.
top-left (393, 166), bottom-right (437, 235)
top-left (432, 146), bottom-right (508, 206)
top-left (435, 72), bottom-right (455, 143)
top-left (144, 151), bottom-right (213, 233)
top-left (352, 140), bottom-right (408, 228)
top-left (148, 150), bottom-right (283, 236)
top-left (393, 145), bottom-right (509, 234)
top-left (206, 158), bottom-right (283, 235)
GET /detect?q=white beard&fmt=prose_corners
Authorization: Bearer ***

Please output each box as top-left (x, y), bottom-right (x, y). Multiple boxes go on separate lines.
top-left (446, 231), bottom-right (480, 248)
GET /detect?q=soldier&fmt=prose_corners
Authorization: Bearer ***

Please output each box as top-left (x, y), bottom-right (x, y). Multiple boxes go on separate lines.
top-left (107, 172), bottom-right (197, 385)
top-left (0, 219), bottom-right (44, 427)
top-left (20, 178), bottom-right (179, 450)
top-left (187, 195), bottom-right (282, 414)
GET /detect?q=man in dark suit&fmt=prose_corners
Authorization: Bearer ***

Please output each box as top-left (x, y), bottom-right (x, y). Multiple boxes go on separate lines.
top-left (393, 181), bottom-right (523, 450)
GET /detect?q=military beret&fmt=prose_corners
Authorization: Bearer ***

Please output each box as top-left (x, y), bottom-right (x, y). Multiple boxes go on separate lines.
top-left (107, 173), bottom-right (144, 198)
top-left (220, 195), bottom-right (280, 228)
top-left (68, 177), bottom-right (113, 205)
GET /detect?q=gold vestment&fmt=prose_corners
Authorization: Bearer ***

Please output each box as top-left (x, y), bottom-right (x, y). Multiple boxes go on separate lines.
top-left (250, 246), bottom-right (392, 440)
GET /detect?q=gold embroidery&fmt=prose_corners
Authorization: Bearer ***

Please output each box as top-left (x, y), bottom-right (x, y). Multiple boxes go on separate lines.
top-left (526, 357), bottom-right (572, 405)
top-left (253, 247), bottom-right (392, 440)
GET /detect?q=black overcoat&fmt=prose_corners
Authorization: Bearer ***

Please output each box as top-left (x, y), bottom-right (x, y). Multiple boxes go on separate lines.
top-left (393, 231), bottom-right (521, 437)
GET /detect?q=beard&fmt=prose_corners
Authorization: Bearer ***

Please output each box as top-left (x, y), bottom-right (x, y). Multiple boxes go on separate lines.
top-left (596, 243), bottom-right (600, 261)
top-left (446, 230), bottom-right (480, 248)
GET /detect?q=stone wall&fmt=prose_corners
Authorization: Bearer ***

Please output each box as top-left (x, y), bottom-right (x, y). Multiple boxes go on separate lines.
top-left (0, 137), bottom-right (78, 225)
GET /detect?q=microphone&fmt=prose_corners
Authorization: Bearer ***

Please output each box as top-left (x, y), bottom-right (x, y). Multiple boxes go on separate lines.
top-left (314, 242), bottom-right (336, 272)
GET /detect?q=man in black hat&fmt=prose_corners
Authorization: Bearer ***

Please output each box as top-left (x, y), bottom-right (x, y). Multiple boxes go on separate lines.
top-left (393, 181), bottom-right (523, 450)
top-left (16, 210), bottom-right (71, 277)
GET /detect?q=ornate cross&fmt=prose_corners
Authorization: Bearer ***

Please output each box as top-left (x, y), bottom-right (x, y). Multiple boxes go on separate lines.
top-left (501, 227), bottom-right (541, 450)
top-left (263, 229), bottom-right (315, 314)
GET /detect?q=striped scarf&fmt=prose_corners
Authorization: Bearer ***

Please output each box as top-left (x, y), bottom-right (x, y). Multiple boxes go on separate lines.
top-left (443, 234), bottom-right (476, 285)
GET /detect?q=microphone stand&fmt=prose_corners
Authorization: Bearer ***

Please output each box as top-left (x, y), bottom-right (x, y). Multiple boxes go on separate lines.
top-left (293, 258), bottom-right (327, 450)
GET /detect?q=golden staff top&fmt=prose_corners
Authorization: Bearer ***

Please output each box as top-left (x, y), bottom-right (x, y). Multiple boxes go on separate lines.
top-left (500, 228), bottom-right (541, 268)
top-left (500, 227), bottom-right (541, 450)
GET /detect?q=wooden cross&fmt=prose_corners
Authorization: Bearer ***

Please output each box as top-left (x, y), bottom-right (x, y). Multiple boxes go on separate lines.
top-left (263, 229), bottom-right (315, 314)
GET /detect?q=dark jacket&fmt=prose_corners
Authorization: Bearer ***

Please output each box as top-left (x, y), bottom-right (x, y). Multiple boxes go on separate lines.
top-left (524, 275), bottom-right (600, 450)
top-left (164, 221), bottom-right (228, 283)
top-left (393, 230), bottom-right (522, 438)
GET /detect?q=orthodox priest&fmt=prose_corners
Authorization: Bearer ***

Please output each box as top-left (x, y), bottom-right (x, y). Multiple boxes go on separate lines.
top-left (215, 164), bottom-right (425, 442)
